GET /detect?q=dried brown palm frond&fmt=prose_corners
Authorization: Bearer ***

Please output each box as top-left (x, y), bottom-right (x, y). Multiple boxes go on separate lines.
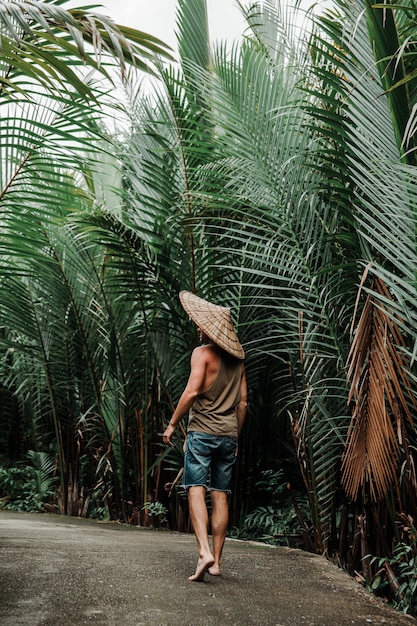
top-left (341, 273), bottom-right (417, 502)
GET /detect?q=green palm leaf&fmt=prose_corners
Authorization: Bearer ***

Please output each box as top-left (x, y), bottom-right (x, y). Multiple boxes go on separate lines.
top-left (0, 0), bottom-right (173, 101)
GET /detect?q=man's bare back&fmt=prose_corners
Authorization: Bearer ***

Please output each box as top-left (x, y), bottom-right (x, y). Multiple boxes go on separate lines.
top-left (194, 343), bottom-right (222, 393)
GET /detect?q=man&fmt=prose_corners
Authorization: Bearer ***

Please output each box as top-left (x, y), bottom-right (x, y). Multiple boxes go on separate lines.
top-left (163, 291), bottom-right (247, 582)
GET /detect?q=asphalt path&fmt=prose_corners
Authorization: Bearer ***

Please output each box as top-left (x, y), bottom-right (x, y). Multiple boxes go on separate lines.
top-left (0, 510), bottom-right (415, 626)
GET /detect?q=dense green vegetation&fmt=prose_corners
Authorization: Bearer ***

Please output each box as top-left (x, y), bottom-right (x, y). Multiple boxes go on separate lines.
top-left (1, 0), bottom-right (416, 614)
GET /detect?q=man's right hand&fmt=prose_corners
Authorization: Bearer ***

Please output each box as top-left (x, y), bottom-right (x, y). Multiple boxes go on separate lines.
top-left (163, 423), bottom-right (176, 446)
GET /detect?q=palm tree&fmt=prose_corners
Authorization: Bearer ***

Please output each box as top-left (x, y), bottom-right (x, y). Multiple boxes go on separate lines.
top-left (112, 0), bottom-right (417, 564)
top-left (104, 0), bottom-right (350, 540)
top-left (0, 0), bottom-right (172, 515)
top-left (308, 0), bottom-right (417, 565)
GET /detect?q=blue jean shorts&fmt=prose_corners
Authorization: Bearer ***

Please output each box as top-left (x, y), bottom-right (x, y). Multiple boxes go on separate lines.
top-left (183, 431), bottom-right (238, 493)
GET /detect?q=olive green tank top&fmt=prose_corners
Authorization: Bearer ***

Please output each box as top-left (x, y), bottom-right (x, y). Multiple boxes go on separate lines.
top-left (187, 353), bottom-right (243, 437)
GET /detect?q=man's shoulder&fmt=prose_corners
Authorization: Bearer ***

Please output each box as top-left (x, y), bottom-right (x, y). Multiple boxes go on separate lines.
top-left (192, 344), bottom-right (219, 361)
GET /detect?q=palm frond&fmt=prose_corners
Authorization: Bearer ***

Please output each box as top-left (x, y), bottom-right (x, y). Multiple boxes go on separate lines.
top-left (0, 0), bottom-right (173, 102)
top-left (342, 275), bottom-right (417, 500)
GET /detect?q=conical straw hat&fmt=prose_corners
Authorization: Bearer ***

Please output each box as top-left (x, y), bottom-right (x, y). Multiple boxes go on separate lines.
top-left (179, 291), bottom-right (245, 360)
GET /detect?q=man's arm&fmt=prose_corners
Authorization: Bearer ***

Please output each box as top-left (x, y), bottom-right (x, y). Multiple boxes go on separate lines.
top-left (163, 347), bottom-right (207, 446)
top-left (237, 366), bottom-right (248, 435)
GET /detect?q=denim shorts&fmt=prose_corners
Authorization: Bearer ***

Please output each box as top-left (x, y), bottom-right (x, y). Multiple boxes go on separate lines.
top-left (183, 431), bottom-right (238, 493)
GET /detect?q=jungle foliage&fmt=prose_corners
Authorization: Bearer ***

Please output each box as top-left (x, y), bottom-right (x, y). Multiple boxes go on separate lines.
top-left (0, 0), bottom-right (417, 614)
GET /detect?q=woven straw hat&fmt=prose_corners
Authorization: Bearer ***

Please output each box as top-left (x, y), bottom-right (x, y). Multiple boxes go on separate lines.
top-left (179, 291), bottom-right (245, 360)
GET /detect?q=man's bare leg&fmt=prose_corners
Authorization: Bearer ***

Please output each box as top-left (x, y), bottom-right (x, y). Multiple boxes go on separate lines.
top-left (208, 490), bottom-right (229, 576)
top-left (187, 486), bottom-right (214, 581)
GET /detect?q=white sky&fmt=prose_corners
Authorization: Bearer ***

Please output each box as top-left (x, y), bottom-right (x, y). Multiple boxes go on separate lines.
top-left (99, 0), bottom-right (247, 51)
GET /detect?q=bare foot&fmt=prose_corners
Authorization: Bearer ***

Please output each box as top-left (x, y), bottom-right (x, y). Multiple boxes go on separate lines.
top-left (208, 564), bottom-right (221, 576)
top-left (188, 554), bottom-right (215, 582)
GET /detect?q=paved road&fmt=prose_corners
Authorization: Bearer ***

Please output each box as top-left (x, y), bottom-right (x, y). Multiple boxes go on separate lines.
top-left (0, 510), bottom-right (415, 626)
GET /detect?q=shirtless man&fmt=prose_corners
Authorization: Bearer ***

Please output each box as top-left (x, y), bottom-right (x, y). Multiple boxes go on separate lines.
top-left (163, 291), bottom-right (247, 582)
